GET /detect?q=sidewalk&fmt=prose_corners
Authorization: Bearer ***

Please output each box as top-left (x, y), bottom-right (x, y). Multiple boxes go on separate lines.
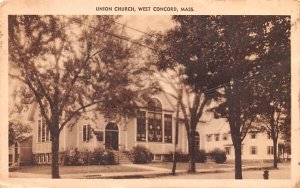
top-left (9, 163), bottom-right (275, 179)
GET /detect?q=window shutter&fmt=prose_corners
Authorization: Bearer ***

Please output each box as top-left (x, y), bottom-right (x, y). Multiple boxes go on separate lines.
top-left (79, 124), bottom-right (83, 142)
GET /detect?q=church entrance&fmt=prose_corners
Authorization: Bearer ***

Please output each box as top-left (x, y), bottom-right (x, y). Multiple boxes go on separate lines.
top-left (105, 123), bottom-right (119, 150)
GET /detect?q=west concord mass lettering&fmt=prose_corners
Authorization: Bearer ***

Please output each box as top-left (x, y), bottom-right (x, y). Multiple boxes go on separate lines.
top-left (96, 6), bottom-right (194, 12)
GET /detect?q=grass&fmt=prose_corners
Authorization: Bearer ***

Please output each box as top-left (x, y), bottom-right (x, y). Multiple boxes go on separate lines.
top-left (12, 165), bottom-right (150, 174)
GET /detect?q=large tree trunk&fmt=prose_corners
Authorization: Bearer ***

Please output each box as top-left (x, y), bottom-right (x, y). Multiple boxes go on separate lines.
top-left (51, 130), bottom-right (60, 179)
top-left (234, 141), bottom-right (242, 179)
top-left (188, 131), bottom-right (196, 173)
top-left (273, 138), bottom-right (278, 169)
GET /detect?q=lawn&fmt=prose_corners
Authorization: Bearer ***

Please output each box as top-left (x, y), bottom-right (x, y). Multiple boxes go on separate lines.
top-left (12, 165), bottom-right (150, 174)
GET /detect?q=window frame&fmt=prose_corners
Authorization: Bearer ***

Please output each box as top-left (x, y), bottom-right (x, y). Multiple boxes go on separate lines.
top-left (82, 124), bottom-right (91, 142)
top-left (250, 133), bottom-right (256, 139)
top-left (38, 118), bottom-right (51, 143)
top-left (136, 98), bottom-right (173, 143)
top-left (225, 146), bottom-right (231, 155)
top-left (164, 114), bottom-right (173, 143)
top-left (250, 146), bottom-right (257, 155)
top-left (267, 146), bottom-right (274, 155)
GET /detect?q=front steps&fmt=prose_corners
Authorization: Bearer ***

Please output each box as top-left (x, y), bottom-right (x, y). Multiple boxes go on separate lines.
top-left (114, 151), bottom-right (133, 164)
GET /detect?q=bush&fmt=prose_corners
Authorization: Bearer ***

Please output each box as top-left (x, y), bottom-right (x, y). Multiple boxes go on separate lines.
top-left (79, 149), bottom-right (92, 165)
top-left (195, 149), bottom-right (207, 163)
top-left (60, 147), bottom-right (116, 166)
top-left (210, 148), bottom-right (227, 164)
top-left (101, 149), bottom-right (116, 165)
top-left (130, 145), bottom-right (153, 164)
top-left (91, 147), bottom-right (105, 165)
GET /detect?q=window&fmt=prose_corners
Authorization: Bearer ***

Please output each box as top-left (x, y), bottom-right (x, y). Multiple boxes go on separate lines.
top-left (250, 146), bottom-right (257, 155)
top-left (82, 125), bottom-right (91, 142)
top-left (164, 114), bottom-right (172, 143)
top-left (215, 134), bottom-right (220, 141)
top-left (225, 147), bottom-right (231, 155)
top-left (194, 132), bottom-right (200, 150)
top-left (154, 154), bottom-right (162, 161)
top-left (148, 112), bottom-right (162, 142)
top-left (206, 134), bottom-right (212, 142)
top-left (38, 118), bottom-right (51, 142)
top-left (251, 133), bottom-right (256, 139)
top-left (223, 133), bottom-right (228, 141)
top-left (267, 132), bottom-right (272, 139)
top-left (137, 111), bottom-right (146, 141)
top-left (136, 98), bottom-right (173, 143)
top-left (267, 146), bottom-right (274, 155)
top-left (9, 154), bottom-right (13, 166)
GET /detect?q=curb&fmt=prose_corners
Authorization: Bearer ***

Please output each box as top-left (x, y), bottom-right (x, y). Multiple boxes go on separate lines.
top-left (85, 166), bottom-right (273, 179)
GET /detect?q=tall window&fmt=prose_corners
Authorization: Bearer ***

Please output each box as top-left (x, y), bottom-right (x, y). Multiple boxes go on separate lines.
top-left (250, 146), bottom-right (257, 155)
top-left (225, 146), bottom-right (231, 155)
top-left (38, 118), bottom-right (51, 142)
top-left (148, 98), bottom-right (162, 142)
top-left (137, 111), bottom-right (146, 141)
top-left (223, 133), bottom-right (228, 141)
top-left (136, 98), bottom-right (173, 143)
top-left (148, 112), bottom-right (162, 142)
top-left (194, 131), bottom-right (200, 150)
top-left (83, 124), bottom-right (91, 142)
top-left (267, 146), bottom-right (274, 155)
top-left (164, 114), bottom-right (172, 143)
top-left (215, 134), bottom-right (220, 141)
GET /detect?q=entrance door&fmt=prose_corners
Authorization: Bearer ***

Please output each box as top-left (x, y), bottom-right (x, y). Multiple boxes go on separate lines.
top-left (105, 123), bottom-right (119, 150)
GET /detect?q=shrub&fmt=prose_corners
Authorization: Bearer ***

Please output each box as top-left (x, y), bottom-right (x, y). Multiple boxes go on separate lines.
top-left (195, 149), bottom-right (207, 163)
top-left (91, 147), bottom-right (105, 165)
top-left (59, 147), bottom-right (116, 166)
top-left (130, 145), bottom-right (153, 164)
top-left (68, 148), bottom-right (81, 165)
top-left (210, 148), bottom-right (227, 164)
top-left (80, 149), bottom-right (92, 165)
top-left (101, 149), bottom-right (116, 165)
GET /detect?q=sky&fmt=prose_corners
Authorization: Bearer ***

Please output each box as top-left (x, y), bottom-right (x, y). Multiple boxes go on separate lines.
top-left (119, 15), bottom-right (175, 39)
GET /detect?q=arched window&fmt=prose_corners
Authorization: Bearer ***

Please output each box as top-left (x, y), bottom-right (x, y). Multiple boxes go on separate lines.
top-left (136, 98), bottom-right (173, 143)
top-left (147, 98), bottom-right (162, 112)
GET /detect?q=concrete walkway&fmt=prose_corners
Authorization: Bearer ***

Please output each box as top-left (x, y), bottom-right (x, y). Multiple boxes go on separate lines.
top-left (9, 163), bottom-right (277, 179)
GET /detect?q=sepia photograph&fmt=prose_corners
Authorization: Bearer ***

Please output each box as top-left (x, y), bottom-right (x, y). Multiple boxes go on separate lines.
top-left (0, 0), bottom-right (299, 188)
top-left (7, 15), bottom-right (291, 180)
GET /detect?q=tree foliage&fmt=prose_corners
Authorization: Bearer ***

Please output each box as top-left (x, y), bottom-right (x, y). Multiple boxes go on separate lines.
top-left (152, 15), bottom-right (290, 178)
top-left (9, 15), bottom-right (157, 178)
top-left (9, 120), bottom-right (32, 146)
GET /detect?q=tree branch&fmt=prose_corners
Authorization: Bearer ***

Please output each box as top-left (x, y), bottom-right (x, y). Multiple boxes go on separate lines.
top-left (59, 100), bottom-right (102, 132)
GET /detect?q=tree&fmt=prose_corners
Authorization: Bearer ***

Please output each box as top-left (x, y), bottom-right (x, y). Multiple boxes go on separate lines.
top-left (152, 15), bottom-right (290, 178)
top-left (9, 120), bottom-right (32, 146)
top-left (254, 17), bottom-right (291, 168)
top-left (212, 16), bottom-right (290, 178)
top-left (152, 16), bottom-right (228, 173)
top-left (9, 15), bottom-right (156, 178)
